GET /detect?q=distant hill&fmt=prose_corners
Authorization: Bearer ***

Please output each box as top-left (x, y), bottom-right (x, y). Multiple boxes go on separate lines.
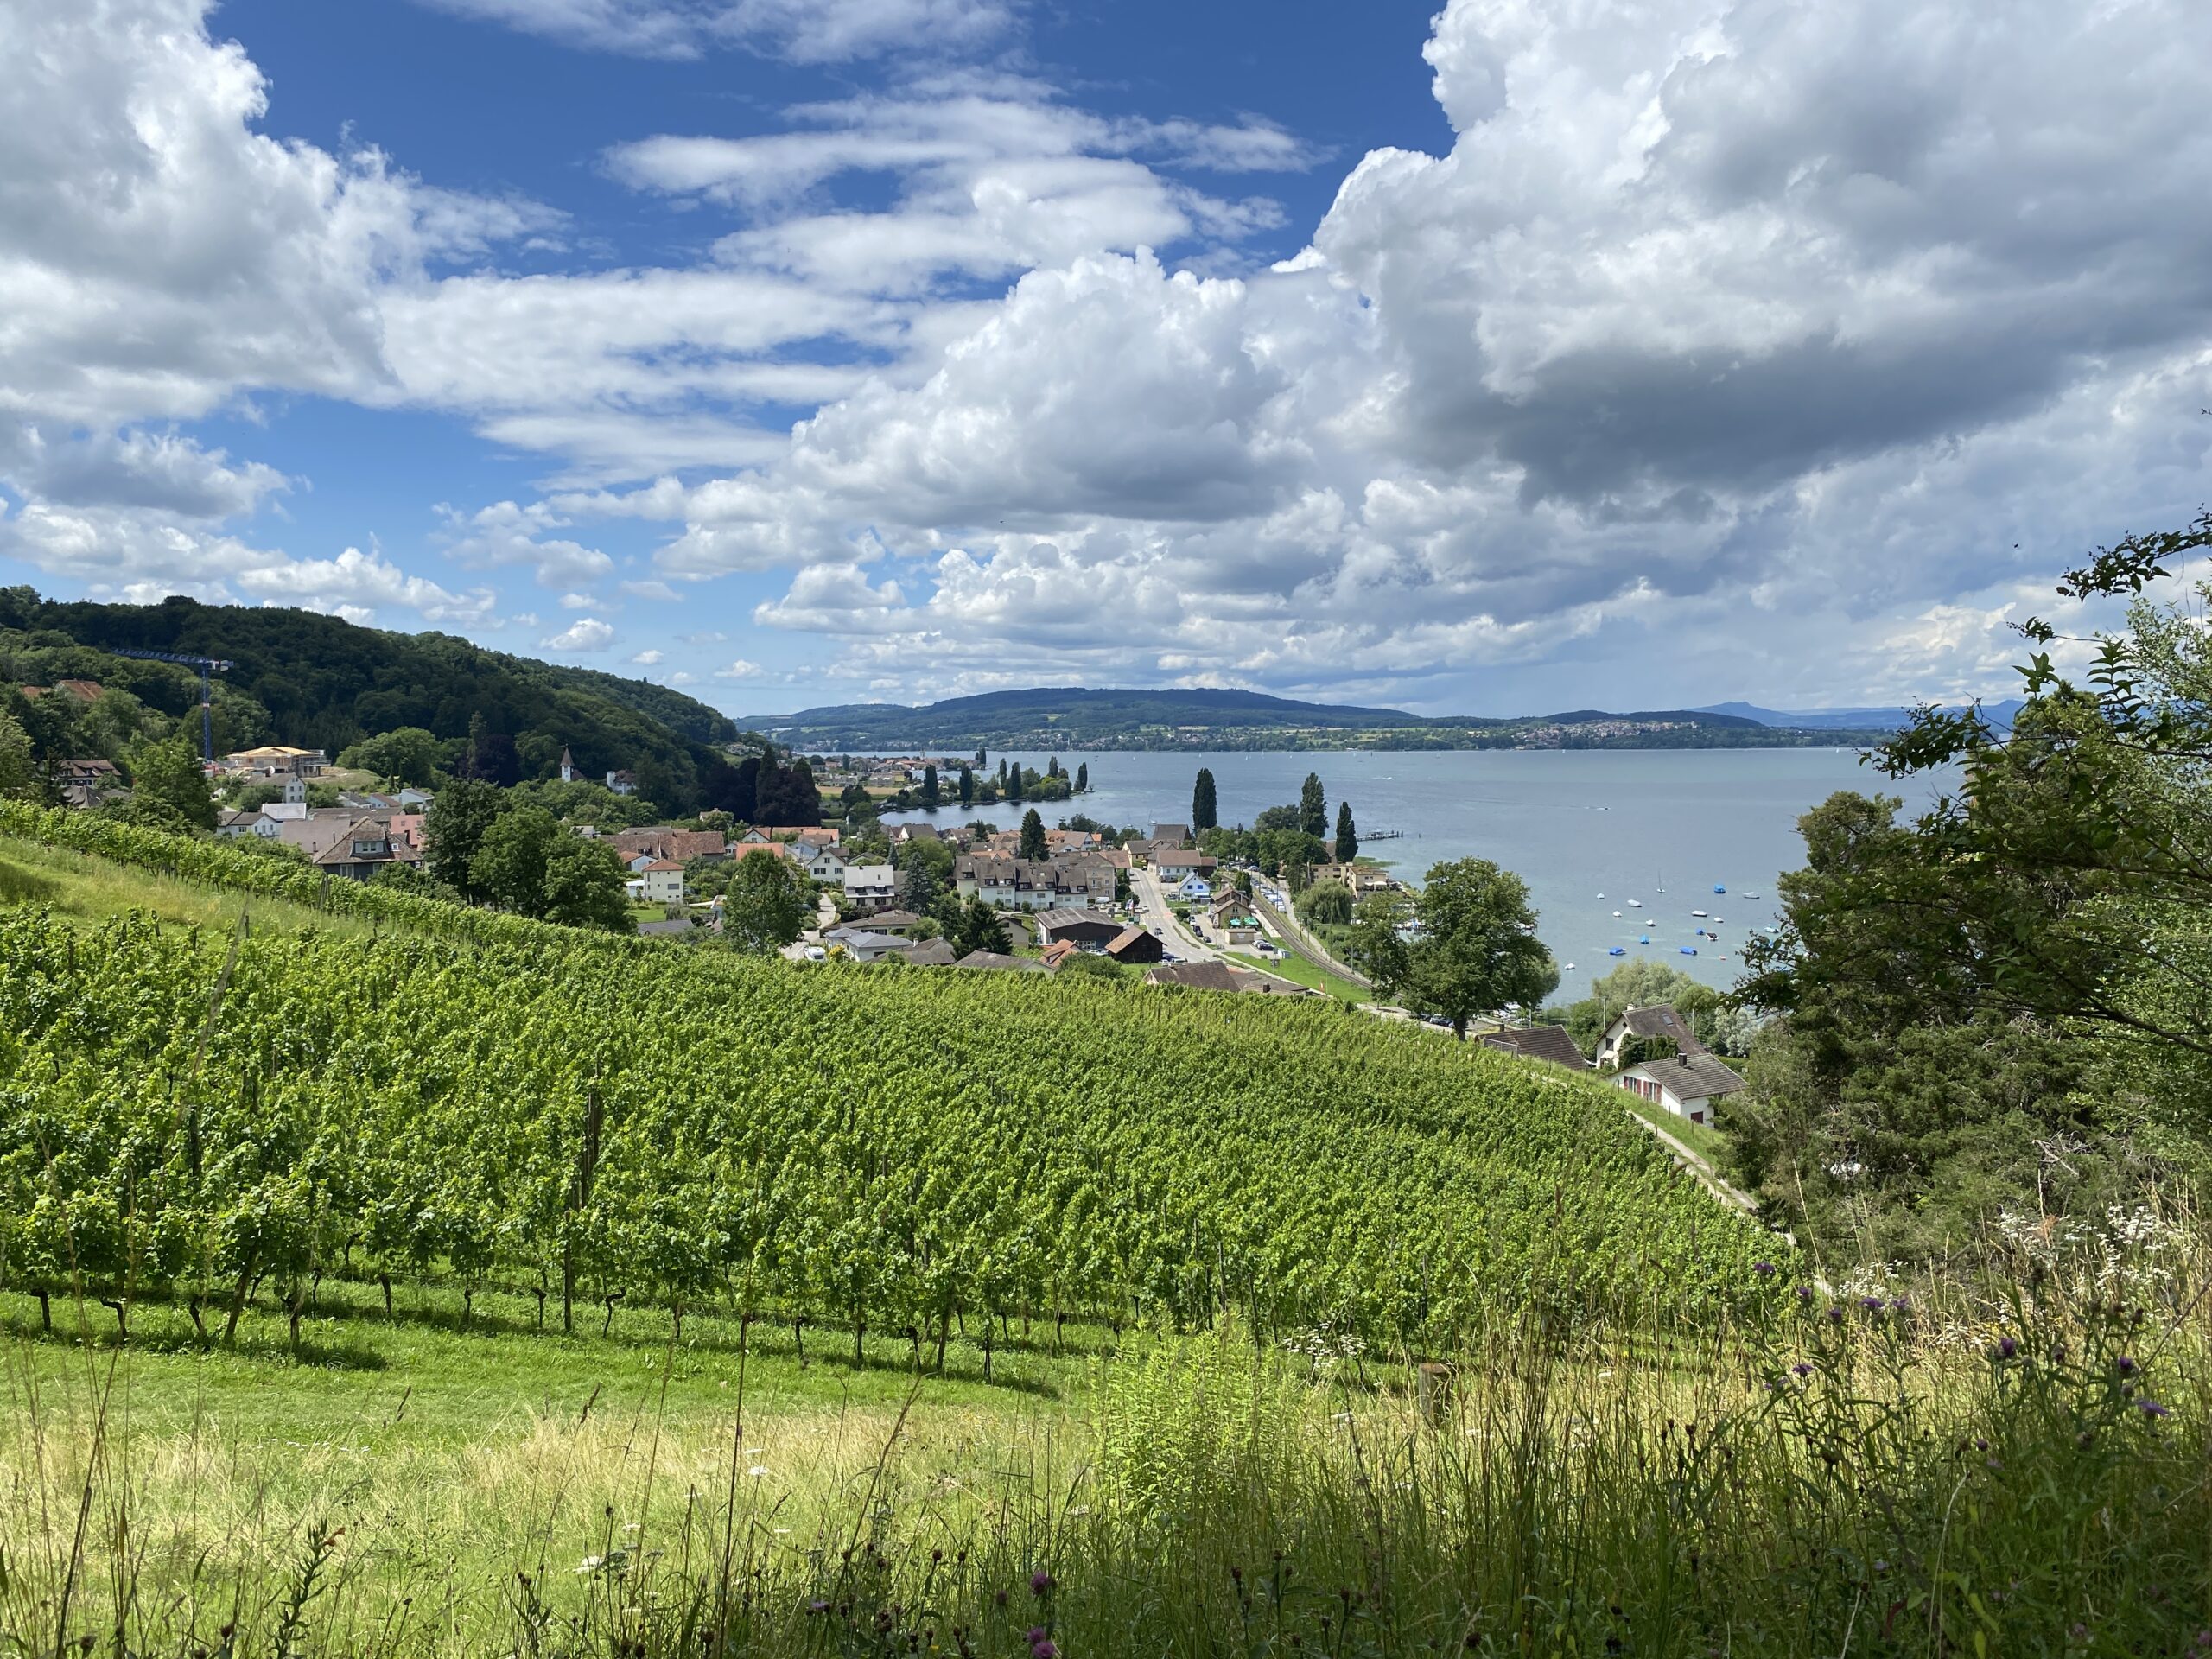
top-left (744, 687), bottom-right (1866, 752)
top-left (1698, 699), bottom-right (2024, 732)
top-left (0, 590), bottom-right (746, 812)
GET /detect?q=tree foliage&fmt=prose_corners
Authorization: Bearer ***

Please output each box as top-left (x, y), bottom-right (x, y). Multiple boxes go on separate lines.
top-left (721, 849), bottom-right (810, 955)
top-left (1192, 768), bottom-right (1218, 832)
top-left (1299, 772), bottom-right (1327, 840)
top-left (128, 735), bottom-right (216, 831)
top-left (1334, 800), bottom-right (1358, 864)
top-left (1019, 808), bottom-right (1047, 861)
top-left (1349, 859), bottom-right (1557, 1037)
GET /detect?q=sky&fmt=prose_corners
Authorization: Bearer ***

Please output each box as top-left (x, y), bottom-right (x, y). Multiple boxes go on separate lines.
top-left (2, 0), bottom-right (2209, 721)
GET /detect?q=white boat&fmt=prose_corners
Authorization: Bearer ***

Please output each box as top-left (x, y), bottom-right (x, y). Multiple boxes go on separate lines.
top-left (1564, 963), bottom-right (1576, 971)
top-left (1595, 893), bottom-right (1605, 899)
top-left (1626, 899), bottom-right (1643, 908)
top-left (1691, 908), bottom-right (1709, 918)
top-left (1611, 910), bottom-right (1622, 917)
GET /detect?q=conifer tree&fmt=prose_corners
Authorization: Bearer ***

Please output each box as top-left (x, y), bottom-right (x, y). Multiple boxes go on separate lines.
top-left (1335, 800), bottom-right (1358, 865)
top-left (1192, 767), bottom-right (1218, 831)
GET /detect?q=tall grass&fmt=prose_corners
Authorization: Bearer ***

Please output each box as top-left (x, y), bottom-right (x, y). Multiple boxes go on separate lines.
top-left (4, 1206), bottom-right (2209, 1656)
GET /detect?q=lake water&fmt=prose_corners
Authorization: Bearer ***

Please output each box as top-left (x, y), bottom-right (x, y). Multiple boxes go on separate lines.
top-left (882, 747), bottom-right (1946, 999)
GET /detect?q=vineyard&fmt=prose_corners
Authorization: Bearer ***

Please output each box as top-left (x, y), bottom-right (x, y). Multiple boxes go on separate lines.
top-left (0, 806), bottom-right (1770, 1363)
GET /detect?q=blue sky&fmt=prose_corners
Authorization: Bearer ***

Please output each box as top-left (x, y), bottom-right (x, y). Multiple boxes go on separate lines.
top-left (3, 0), bottom-right (2208, 720)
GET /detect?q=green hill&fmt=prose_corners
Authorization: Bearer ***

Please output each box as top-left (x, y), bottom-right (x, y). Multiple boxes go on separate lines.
top-left (0, 588), bottom-right (746, 811)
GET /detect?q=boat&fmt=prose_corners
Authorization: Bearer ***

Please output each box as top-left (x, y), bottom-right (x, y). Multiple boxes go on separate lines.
top-left (1611, 909), bottom-right (1622, 918)
top-left (1564, 963), bottom-right (1576, 971)
top-left (1637, 934), bottom-right (1649, 944)
top-left (1691, 908), bottom-right (1708, 918)
top-left (1745, 891), bottom-right (1762, 899)
top-left (1626, 899), bottom-right (1643, 908)
top-left (1713, 884), bottom-right (1726, 894)
top-left (1607, 946), bottom-right (1625, 957)
top-left (1680, 947), bottom-right (1698, 956)
top-left (1595, 893), bottom-right (1605, 899)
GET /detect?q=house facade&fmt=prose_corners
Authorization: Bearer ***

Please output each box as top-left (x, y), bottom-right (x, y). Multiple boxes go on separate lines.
top-left (1595, 1003), bottom-right (1707, 1069)
top-left (1616, 1052), bottom-right (1745, 1125)
top-left (843, 863), bottom-right (897, 912)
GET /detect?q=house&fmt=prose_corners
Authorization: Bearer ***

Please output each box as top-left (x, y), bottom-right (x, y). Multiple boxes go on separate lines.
top-left (1208, 893), bottom-right (1262, 945)
top-left (1104, 925), bottom-right (1165, 965)
top-left (307, 816), bottom-right (422, 882)
top-left (904, 937), bottom-right (959, 966)
top-left (57, 758), bottom-right (122, 790)
top-left (824, 925), bottom-right (915, 963)
top-left (802, 843), bottom-right (850, 882)
top-left (1323, 863), bottom-right (1396, 896)
top-left (1039, 939), bottom-right (1080, 970)
top-left (1152, 849), bottom-right (1216, 875)
top-left (638, 860), bottom-right (687, 906)
top-left (792, 827), bottom-right (842, 849)
top-left (1144, 961), bottom-right (1312, 996)
top-left (1479, 1025), bottom-right (1592, 1072)
top-left (1595, 1003), bottom-right (1708, 1070)
top-left (953, 950), bottom-right (1044, 972)
top-left (224, 746), bottom-right (327, 779)
top-left (217, 808), bottom-right (280, 839)
top-left (890, 823), bottom-right (940, 846)
top-left (48, 679), bottom-right (105, 703)
top-left (864, 908), bottom-right (924, 936)
top-left (842, 863), bottom-right (897, 912)
top-left (1149, 822), bottom-right (1192, 848)
top-left (734, 840), bottom-right (798, 871)
top-left (605, 769), bottom-right (638, 796)
top-left (1033, 908), bottom-right (1123, 949)
top-left (1173, 874), bottom-right (1213, 903)
top-left (1615, 1052), bottom-right (1745, 1127)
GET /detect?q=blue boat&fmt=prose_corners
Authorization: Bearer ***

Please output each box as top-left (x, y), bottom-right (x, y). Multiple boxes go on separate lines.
top-left (1680, 946), bottom-right (1698, 956)
top-left (1637, 934), bottom-right (1649, 944)
top-left (1713, 883), bottom-right (1726, 894)
top-left (1607, 946), bottom-right (1625, 956)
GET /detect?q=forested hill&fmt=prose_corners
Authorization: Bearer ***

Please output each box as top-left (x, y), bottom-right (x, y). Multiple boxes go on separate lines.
top-left (0, 588), bottom-right (744, 811)
top-left (742, 686), bottom-right (1860, 752)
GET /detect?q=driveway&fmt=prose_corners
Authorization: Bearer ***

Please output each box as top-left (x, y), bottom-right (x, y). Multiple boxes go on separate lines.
top-left (1130, 865), bottom-right (1221, 963)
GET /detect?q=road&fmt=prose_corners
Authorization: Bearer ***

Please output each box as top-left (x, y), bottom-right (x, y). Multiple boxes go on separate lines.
top-left (1129, 866), bottom-right (1221, 962)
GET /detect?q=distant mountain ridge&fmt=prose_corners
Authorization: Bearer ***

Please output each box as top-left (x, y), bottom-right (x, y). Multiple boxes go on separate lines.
top-left (1697, 699), bottom-right (2026, 731)
top-left (743, 686), bottom-right (1885, 752)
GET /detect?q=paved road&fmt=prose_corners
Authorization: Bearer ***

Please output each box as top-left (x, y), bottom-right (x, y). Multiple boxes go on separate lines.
top-left (1129, 866), bottom-right (1222, 963)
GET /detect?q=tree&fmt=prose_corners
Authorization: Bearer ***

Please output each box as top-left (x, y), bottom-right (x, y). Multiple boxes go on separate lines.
top-left (540, 836), bottom-right (636, 932)
top-left (338, 726), bottom-right (444, 786)
top-left (1351, 859), bottom-right (1557, 1038)
top-left (468, 805), bottom-right (563, 916)
top-left (423, 779), bottom-right (507, 901)
top-left (0, 712), bottom-right (35, 801)
top-left (1192, 767), bottom-right (1218, 831)
top-left (461, 714), bottom-right (522, 788)
top-left (129, 735), bottom-right (216, 831)
top-left (898, 837), bottom-right (954, 912)
top-left (921, 763), bottom-right (940, 808)
top-left (1007, 765), bottom-right (1024, 804)
top-left (1295, 882), bottom-right (1353, 927)
top-left (1047, 755), bottom-right (1060, 779)
top-left (1075, 761), bottom-right (1088, 793)
top-left (957, 764), bottom-right (975, 807)
top-left (1557, 958), bottom-right (1710, 1058)
top-left (1334, 800), bottom-right (1358, 865)
top-left (951, 895), bottom-right (1012, 957)
top-left (1299, 772), bottom-right (1326, 841)
top-left (1018, 807), bottom-right (1047, 861)
top-left (721, 850), bottom-right (810, 954)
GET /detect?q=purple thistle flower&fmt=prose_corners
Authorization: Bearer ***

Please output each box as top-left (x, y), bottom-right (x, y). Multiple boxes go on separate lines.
top-left (1974, 1438), bottom-right (1989, 1452)
top-left (1890, 1297), bottom-right (1910, 1313)
top-left (1027, 1628), bottom-right (1047, 1644)
top-left (1752, 1262), bottom-right (1777, 1277)
top-left (1031, 1568), bottom-right (1056, 1596)
top-left (1859, 1296), bottom-right (1886, 1313)
top-left (1996, 1336), bottom-right (2018, 1360)
top-left (1791, 1363), bottom-right (1813, 1378)
top-left (1826, 1306), bottom-right (1844, 1325)
top-left (1796, 1286), bottom-right (1815, 1302)
top-left (1033, 1643), bottom-right (1059, 1659)
top-left (2138, 1398), bottom-right (2171, 1418)
top-left (2117, 1355), bottom-right (2138, 1376)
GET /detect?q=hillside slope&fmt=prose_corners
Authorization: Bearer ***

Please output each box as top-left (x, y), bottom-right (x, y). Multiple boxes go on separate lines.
top-left (0, 589), bottom-right (744, 810)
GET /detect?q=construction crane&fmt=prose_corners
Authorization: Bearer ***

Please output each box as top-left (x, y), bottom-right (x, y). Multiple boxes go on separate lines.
top-left (106, 647), bottom-right (234, 763)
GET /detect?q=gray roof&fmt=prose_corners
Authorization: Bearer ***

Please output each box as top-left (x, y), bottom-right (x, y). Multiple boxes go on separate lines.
top-left (1479, 1025), bottom-right (1592, 1071)
top-left (954, 950), bottom-right (1044, 972)
top-left (1616, 1004), bottom-right (1708, 1054)
top-left (1627, 1052), bottom-right (1746, 1099)
top-left (904, 938), bottom-right (959, 965)
top-left (1033, 906), bottom-right (1120, 933)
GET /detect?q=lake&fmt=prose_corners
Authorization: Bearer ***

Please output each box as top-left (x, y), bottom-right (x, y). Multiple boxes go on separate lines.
top-left (881, 747), bottom-right (1947, 999)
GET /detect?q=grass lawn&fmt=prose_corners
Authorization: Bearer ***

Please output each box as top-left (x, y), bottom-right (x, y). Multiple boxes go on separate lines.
top-left (1624, 1094), bottom-right (1730, 1165)
top-left (1236, 943), bottom-right (1370, 1003)
top-left (0, 834), bottom-right (381, 938)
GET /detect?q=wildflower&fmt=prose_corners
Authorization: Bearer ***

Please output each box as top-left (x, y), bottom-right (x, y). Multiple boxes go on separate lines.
top-left (807, 1601), bottom-right (830, 1616)
top-left (1890, 1297), bottom-right (1910, 1313)
top-left (1033, 1643), bottom-right (1058, 1659)
top-left (1796, 1286), bottom-right (1814, 1303)
top-left (1996, 1336), bottom-right (2018, 1360)
top-left (1859, 1296), bottom-right (1885, 1313)
top-left (1031, 1569), bottom-right (1056, 1596)
top-left (1752, 1262), bottom-right (1777, 1277)
top-left (1027, 1629), bottom-right (1047, 1644)
top-left (2117, 1356), bottom-right (2138, 1376)
top-left (1825, 1306), bottom-right (1844, 1325)
top-left (1974, 1439), bottom-right (1989, 1452)
top-left (1791, 1363), bottom-right (1813, 1378)
top-left (2138, 1398), bottom-right (2171, 1418)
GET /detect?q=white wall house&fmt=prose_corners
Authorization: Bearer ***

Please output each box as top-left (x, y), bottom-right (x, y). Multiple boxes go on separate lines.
top-left (1596, 1004), bottom-right (1705, 1069)
top-left (804, 844), bottom-right (850, 882)
top-left (843, 863), bottom-right (897, 912)
top-left (1615, 1052), bottom-right (1746, 1127)
top-left (639, 860), bottom-right (686, 905)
